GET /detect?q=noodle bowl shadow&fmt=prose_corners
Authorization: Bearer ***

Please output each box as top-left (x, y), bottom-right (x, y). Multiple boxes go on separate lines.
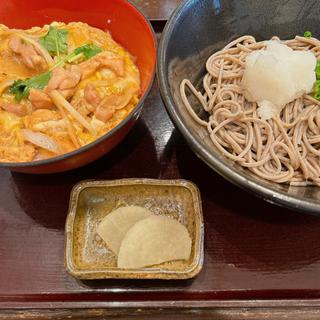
top-left (157, 0), bottom-right (320, 215)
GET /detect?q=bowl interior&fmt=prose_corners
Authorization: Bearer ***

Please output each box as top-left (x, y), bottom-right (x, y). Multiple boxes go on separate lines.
top-left (0, 0), bottom-right (156, 94)
top-left (159, 0), bottom-right (320, 214)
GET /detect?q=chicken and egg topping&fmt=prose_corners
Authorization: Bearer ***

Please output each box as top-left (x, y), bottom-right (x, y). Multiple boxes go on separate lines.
top-left (0, 22), bottom-right (140, 162)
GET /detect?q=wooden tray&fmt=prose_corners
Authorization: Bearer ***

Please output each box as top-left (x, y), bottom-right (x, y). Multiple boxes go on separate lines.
top-left (1, 79), bottom-right (320, 317)
top-left (0, 3), bottom-right (320, 318)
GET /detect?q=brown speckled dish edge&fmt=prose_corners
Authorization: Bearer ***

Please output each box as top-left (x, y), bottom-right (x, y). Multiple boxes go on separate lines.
top-left (64, 178), bottom-right (204, 280)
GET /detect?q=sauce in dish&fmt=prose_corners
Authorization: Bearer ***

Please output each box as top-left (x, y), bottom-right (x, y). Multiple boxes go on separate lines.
top-left (0, 22), bottom-right (140, 162)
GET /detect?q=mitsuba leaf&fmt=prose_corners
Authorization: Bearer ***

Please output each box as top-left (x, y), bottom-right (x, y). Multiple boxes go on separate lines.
top-left (9, 71), bottom-right (52, 102)
top-left (73, 44), bottom-right (102, 59)
top-left (39, 26), bottom-right (68, 56)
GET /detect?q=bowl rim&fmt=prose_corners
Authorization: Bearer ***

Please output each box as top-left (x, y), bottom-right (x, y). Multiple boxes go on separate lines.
top-left (0, 0), bottom-right (157, 169)
top-left (157, 0), bottom-right (320, 215)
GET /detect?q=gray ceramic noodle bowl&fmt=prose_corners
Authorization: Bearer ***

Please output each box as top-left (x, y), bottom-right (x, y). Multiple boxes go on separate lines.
top-left (158, 0), bottom-right (320, 215)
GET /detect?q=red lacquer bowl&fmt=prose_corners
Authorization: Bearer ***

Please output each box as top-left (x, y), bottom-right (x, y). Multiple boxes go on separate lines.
top-left (0, 0), bottom-right (156, 173)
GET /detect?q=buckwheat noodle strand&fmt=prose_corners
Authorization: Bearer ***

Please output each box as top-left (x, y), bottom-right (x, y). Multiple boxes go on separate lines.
top-left (180, 35), bottom-right (320, 186)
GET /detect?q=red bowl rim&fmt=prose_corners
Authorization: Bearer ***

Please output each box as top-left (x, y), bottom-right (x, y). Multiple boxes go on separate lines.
top-left (0, 0), bottom-right (156, 169)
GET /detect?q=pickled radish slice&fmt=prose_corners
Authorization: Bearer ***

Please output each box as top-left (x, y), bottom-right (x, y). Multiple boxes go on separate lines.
top-left (117, 215), bottom-right (192, 269)
top-left (97, 206), bottom-right (153, 254)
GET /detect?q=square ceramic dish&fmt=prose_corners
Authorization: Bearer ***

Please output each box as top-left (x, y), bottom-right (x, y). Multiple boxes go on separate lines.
top-left (65, 178), bottom-right (204, 280)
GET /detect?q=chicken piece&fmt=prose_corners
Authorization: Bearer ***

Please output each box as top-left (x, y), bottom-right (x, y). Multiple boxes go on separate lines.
top-left (29, 88), bottom-right (54, 110)
top-left (97, 52), bottom-right (125, 77)
top-left (47, 66), bottom-right (82, 98)
top-left (100, 89), bottom-right (134, 110)
top-left (28, 66), bottom-right (82, 109)
top-left (0, 102), bottom-right (28, 117)
top-left (91, 85), bottom-right (134, 122)
top-left (30, 109), bottom-right (60, 122)
top-left (24, 109), bottom-right (61, 130)
top-left (24, 109), bottom-right (66, 133)
top-left (9, 36), bottom-right (47, 71)
top-left (72, 99), bottom-right (94, 117)
top-left (79, 83), bottom-right (117, 122)
top-left (72, 84), bottom-right (101, 117)
top-left (94, 104), bottom-right (115, 122)
top-left (79, 51), bottom-right (125, 79)
top-left (78, 59), bottom-right (99, 80)
top-left (84, 83), bottom-right (101, 107)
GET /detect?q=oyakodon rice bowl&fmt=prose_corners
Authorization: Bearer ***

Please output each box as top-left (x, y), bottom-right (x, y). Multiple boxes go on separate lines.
top-left (0, 22), bottom-right (140, 163)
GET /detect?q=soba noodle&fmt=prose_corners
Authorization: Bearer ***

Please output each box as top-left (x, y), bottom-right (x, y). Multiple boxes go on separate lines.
top-left (180, 35), bottom-right (320, 186)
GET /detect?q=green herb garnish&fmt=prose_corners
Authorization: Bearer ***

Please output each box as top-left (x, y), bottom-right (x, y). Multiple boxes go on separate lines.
top-left (54, 43), bottom-right (102, 68)
top-left (73, 44), bottom-right (102, 59)
top-left (9, 71), bottom-right (52, 102)
top-left (313, 80), bottom-right (320, 100)
top-left (304, 31), bottom-right (312, 38)
top-left (9, 43), bottom-right (102, 101)
top-left (313, 60), bottom-right (320, 100)
top-left (39, 26), bottom-right (68, 56)
top-left (315, 60), bottom-right (320, 79)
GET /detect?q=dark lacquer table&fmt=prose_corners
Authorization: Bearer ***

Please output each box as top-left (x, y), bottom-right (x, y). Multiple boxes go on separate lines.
top-left (1, 1), bottom-right (320, 319)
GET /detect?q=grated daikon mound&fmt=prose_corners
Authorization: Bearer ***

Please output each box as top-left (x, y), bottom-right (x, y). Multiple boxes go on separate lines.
top-left (241, 40), bottom-right (316, 120)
